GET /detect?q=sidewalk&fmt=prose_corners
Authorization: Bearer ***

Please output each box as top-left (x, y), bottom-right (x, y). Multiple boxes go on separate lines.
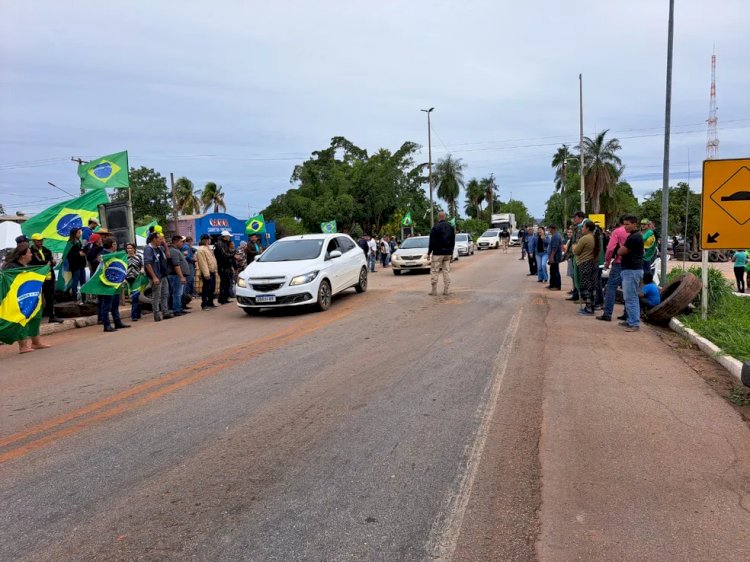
top-left (536, 289), bottom-right (750, 560)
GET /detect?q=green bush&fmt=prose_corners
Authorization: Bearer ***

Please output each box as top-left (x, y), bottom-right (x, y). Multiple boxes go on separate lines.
top-left (667, 266), bottom-right (732, 312)
top-left (680, 295), bottom-right (750, 362)
top-left (460, 218), bottom-right (490, 240)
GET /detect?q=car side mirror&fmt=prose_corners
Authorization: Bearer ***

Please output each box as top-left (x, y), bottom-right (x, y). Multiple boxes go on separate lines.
top-left (254, 255), bottom-right (261, 261)
top-left (329, 250), bottom-right (342, 259)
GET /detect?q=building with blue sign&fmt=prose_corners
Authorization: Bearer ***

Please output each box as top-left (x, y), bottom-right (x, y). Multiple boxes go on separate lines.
top-left (167, 213), bottom-right (276, 247)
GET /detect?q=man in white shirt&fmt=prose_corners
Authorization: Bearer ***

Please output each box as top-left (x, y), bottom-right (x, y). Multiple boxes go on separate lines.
top-left (367, 236), bottom-right (377, 272)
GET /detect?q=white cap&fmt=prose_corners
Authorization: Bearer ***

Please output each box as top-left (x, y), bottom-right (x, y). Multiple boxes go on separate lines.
top-left (221, 230), bottom-right (231, 236)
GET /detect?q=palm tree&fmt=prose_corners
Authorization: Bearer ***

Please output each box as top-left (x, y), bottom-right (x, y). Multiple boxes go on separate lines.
top-left (551, 144), bottom-right (578, 192)
top-left (582, 130), bottom-right (622, 213)
top-left (464, 178), bottom-right (485, 218)
top-left (201, 182), bottom-right (227, 214)
top-left (434, 155), bottom-right (465, 218)
top-left (480, 174), bottom-right (498, 216)
top-left (173, 177), bottom-right (201, 215)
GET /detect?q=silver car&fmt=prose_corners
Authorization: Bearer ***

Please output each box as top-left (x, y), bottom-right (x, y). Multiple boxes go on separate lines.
top-left (455, 233), bottom-right (475, 256)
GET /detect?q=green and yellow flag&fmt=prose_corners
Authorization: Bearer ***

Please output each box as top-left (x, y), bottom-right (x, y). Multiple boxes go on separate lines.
top-left (78, 151), bottom-right (129, 190)
top-left (21, 189), bottom-right (109, 253)
top-left (401, 212), bottom-right (413, 226)
top-left (80, 251), bottom-right (128, 296)
top-left (0, 265), bottom-right (49, 344)
top-left (246, 214), bottom-right (266, 234)
top-left (321, 220), bottom-right (337, 234)
top-left (135, 220), bottom-right (159, 239)
top-left (127, 272), bottom-right (149, 296)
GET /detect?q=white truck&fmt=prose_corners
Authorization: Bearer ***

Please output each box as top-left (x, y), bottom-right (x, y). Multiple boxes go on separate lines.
top-left (491, 213), bottom-right (516, 232)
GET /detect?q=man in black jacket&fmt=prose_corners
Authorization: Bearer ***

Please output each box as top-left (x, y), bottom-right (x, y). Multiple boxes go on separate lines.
top-left (29, 233), bottom-right (63, 323)
top-left (427, 212), bottom-right (455, 296)
top-left (214, 231), bottom-right (234, 304)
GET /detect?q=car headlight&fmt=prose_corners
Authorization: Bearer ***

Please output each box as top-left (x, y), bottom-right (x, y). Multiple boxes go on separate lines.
top-left (290, 271), bottom-right (319, 286)
top-left (237, 278), bottom-right (247, 288)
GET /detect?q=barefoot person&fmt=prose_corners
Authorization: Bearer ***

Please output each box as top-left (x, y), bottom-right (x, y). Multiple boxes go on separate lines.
top-left (1, 243), bottom-right (51, 353)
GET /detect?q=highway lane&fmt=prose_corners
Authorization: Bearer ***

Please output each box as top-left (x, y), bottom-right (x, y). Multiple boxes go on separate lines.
top-left (0, 248), bottom-right (543, 561)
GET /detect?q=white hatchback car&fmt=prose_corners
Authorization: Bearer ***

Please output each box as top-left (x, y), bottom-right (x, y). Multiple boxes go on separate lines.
top-left (476, 229), bottom-right (501, 250)
top-left (390, 236), bottom-right (459, 275)
top-left (455, 233), bottom-right (475, 256)
top-left (235, 233), bottom-right (368, 313)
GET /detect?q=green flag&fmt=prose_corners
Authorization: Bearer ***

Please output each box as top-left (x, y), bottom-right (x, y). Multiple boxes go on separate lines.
top-left (21, 189), bottom-right (109, 253)
top-left (55, 241), bottom-right (74, 292)
top-left (401, 212), bottom-right (413, 226)
top-left (0, 265), bottom-right (49, 344)
top-left (449, 217), bottom-right (456, 227)
top-left (246, 214), bottom-right (266, 234)
top-left (78, 151), bottom-right (130, 190)
top-left (135, 220), bottom-right (159, 239)
top-left (80, 251), bottom-right (128, 296)
top-left (321, 220), bottom-right (337, 234)
top-left (127, 272), bottom-right (149, 295)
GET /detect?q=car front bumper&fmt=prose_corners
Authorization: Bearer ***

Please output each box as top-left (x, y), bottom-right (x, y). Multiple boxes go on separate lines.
top-left (236, 281), bottom-right (317, 308)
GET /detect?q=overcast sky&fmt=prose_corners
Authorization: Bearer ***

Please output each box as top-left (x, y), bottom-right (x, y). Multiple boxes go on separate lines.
top-left (1, 0), bottom-right (748, 220)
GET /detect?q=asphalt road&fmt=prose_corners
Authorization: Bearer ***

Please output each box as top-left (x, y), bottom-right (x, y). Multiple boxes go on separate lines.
top-left (0, 248), bottom-right (544, 561)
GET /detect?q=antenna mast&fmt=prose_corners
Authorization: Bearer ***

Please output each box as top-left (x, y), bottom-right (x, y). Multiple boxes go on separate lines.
top-left (706, 50), bottom-right (719, 160)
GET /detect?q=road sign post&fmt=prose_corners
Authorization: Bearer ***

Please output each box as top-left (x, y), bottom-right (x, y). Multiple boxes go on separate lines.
top-left (700, 158), bottom-right (750, 250)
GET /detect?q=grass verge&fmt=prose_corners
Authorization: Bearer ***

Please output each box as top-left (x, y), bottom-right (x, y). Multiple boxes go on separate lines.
top-left (679, 294), bottom-right (750, 362)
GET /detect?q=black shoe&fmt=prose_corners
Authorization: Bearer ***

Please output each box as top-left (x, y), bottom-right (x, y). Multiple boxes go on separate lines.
top-left (565, 296), bottom-right (578, 301)
top-left (114, 323), bottom-right (131, 329)
top-left (617, 314), bottom-right (627, 321)
top-left (596, 315), bottom-right (611, 321)
top-left (48, 317), bottom-right (64, 324)
top-left (207, 303), bottom-right (217, 308)
top-left (97, 320), bottom-right (104, 325)
top-left (618, 320), bottom-right (629, 327)
top-left (103, 326), bottom-right (116, 333)
top-left (173, 311), bottom-right (186, 317)
top-left (526, 273), bottom-right (535, 276)
top-left (163, 313), bottom-right (174, 319)
top-left (131, 318), bottom-right (139, 322)
top-left (154, 314), bottom-right (162, 322)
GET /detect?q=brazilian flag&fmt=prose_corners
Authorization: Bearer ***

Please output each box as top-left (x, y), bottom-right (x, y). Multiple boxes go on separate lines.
top-left (55, 241), bottom-right (75, 292)
top-left (78, 151), bottom-right (130, 190)
top-left (321, 220), bottom-right (337, 234)
top-left (401, 212), bottom-right (413, 226)
top-left (21, 190), bottom-right (109, 253)
top-left (80, 251), bottom-right (128, 296)
top-left (127, 273), bottom-right (149, 296)
top-left (135, 220), bottom-right (159, 239)
top-left (0, 265), bottom-right (49, 344)
top-left (246, 214), bottom-right (266, 234)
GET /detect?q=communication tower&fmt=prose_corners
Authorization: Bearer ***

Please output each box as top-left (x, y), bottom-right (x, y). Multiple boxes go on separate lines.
top-left (706, 51), bottom-right (719, 160)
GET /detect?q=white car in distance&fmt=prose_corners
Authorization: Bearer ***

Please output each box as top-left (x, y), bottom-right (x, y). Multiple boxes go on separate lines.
top-left (455, 233), bottom-right (475, 256)
top-left (390, 236), bottom-right (459, 275)
top-left (235, 233), bottom-right (368, 313)
top-left (476, 229), bottom-right (501, 250)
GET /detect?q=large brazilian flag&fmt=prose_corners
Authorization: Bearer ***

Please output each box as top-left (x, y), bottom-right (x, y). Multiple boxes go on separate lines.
top-left (80, 251), bottom-right (128, 296)
top-left (246, 214), bottom-right (266, 234)
top-left (321, 220), bottom-right (337, 234)
top-left (21, 190), bottom-right (109, 253)
top-left (77, 151), bottom-right (130, 190)
top-left (0, 265), bottom-right (49, 344)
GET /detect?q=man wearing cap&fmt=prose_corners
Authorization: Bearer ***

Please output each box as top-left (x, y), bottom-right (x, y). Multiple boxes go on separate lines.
top-left (29, 234), bottom-right (63, 323)
top-left (565, 211), bottom-right (586, 301)
top-left (641, 218), bottom-right (657, 274)
top-left (86, 233), bottom-right (104, 277)
top-left (214, 231), bottom-right (234, 304)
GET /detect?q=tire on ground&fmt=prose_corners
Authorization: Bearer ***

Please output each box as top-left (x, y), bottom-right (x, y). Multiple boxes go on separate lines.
top-left (708, 251), bottom-right (719, 262)
top-left (644, 273), bottom-right (703, 324)
top-left (717, 252), bottom-right (729, 262)
top-left (689, 252), bottom-right (701, 261)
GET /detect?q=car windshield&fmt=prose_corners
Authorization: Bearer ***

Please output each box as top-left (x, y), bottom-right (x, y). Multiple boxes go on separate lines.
top-left (481, 230), bottom-right (499, 238)
top-left (511, 230), bottom-right (519, 237)
top-left (400, 237), bottom-right (429, 249)
top-left (258, 239), bottom-right (324, 262)
top-left (455, 234), bottom-right (469, 242)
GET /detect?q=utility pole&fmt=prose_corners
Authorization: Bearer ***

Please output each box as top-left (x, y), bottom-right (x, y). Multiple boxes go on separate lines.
top-left (71, 157), bottom-right (88, 195)
top-left (170, 172), bottom-right (180, 236)
top-left (578, 75), bottom-right (585, 213)
top-left (660, 0), bottom-right (675, 288)
top-left (561, 160), bottom-right (568, 227)
top-left (421, 107), bottom-right (435, 227)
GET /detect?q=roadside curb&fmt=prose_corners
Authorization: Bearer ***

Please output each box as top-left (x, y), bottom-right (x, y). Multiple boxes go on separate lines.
top-left (669, 317), bottom-right (749, 387)
top-left (38, 306), bottom-right (131, 336)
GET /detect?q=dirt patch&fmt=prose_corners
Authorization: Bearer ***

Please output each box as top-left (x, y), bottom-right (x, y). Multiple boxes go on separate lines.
top-left (656, 325), bottom-right (750, 428)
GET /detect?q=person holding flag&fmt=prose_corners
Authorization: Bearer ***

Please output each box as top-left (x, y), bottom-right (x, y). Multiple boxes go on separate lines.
top-left (80, 237), bottom-right (130, 332)
top-left (29, 234), bottom-right (63, 323)
top-left (125, 242), bottom-right (145, 321)
top-left (1, 243), bottom-right (51, 353)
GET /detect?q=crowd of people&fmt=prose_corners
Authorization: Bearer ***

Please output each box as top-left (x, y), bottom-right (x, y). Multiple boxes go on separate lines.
top-left (519, 212), bottom-right (665, 332)
top-left (356, 235), bottom-right (400, 273)
top-left (1, 226), bottom-right (266, 353)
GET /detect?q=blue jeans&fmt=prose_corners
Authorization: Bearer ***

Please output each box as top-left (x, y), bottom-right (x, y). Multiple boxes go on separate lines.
top-left (168, 275), bottom-right (184, 313)
top-left (71, 269), bottom-right (87, 301)
top-left (368, 254), bottom-right (377, 272)
top-left (100, 293), bottom-right (122, 329)
top-left (185, 273), bottom-right (195, 297)
top-left (536, 253), bottom-right (548, 281)
top-left (130, 291), bottom-right (141, 320)
top-left (603, 264), bottom-right (622, 317)
top-left (621, 269), bottom-right (643, 327)
top-left (642, 257), bottom-right (654, 274)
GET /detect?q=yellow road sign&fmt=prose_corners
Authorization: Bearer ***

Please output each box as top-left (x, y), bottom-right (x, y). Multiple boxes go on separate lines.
top-left (701, 158), bottom-right (750, 250)
top-left (588, 214), bottom-right (606, 229)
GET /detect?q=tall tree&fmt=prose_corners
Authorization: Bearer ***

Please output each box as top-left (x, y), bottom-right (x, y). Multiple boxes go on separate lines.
top-left (201, 182), bottom-right (226, 213)
top-left (433, 155), bottom-right (465, 218)
top-left (582, 130), bottom-right (622, 213)
top-left (551, 144), bottom-right (578, 192)
top-left (111, 167), bottom-right (171, 225)
top-left (464, 178), bottom-right (485, 218)
top-left (481, 174), bottom-right (498, 216)
top-left (173, 176), bottom-right (201, 215)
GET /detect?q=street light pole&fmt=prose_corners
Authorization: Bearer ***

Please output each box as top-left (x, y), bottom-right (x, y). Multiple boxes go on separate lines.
top-left (660, 0), bottom-right (675, 287)
top-left (421, 107), bottom-right (435, 227)
top-left (578, 74), bottom-right (586, 213)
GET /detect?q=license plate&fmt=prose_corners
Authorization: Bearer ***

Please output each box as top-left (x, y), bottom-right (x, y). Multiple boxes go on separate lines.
top-left (405, 262), bottom-right (417, 266)
top-left (256, 295), bottom-right (276, 303)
